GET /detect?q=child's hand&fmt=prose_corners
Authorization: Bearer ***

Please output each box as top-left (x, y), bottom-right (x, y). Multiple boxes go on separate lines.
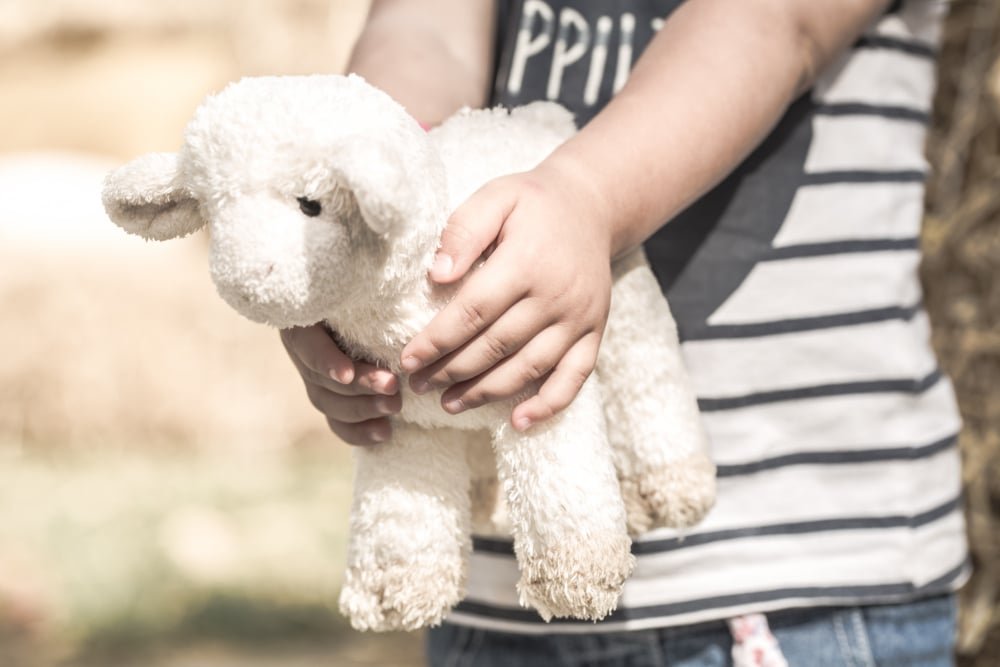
top-left (281, 324), bottom-right (401, 445)
top-left (400, 160), bottom-right (614, 431)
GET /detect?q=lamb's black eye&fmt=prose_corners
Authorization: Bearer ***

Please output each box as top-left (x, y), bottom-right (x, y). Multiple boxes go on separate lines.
top-left (297, 197), bottom-right (322, 217)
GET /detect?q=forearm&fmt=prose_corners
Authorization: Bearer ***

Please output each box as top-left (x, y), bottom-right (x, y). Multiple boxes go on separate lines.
top-left (539, 0), bottom-right (890, 258)
top-left (347, 0), bottom-right (496, 125)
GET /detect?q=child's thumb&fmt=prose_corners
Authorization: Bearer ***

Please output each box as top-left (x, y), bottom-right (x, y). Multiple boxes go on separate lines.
top-left (430, 182), bottom-right (516, 284)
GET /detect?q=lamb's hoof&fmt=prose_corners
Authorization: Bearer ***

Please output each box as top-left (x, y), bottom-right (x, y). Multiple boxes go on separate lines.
top-left (516, 533), bottom-right (634, 621)
top-left (620, 453), bottom-right (717, 535)
top-left (339, 558), bottom-right (464, 632)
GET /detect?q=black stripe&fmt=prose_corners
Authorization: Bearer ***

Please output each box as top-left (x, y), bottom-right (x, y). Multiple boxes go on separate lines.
top-left (697, 369), bottom-right (942, 412)
top-left (762, 237), bottom-right (919, 261)
top-left (684, 302), bottom-right (922, 341)
top-left (801, 170), bottom-right (926, 186)
top-left (632, 496), bottom-right (961, 555)
top-left (815, 103), bottom-right (930, 124)
top-left (855, 35), bottom-right (936, 59)
top-left (471, 495), bottom-right (962, 558)
top-left (716, 433), bottom-right (958, 477)
top-left (454, 559), bottom-right (969, 625)
top-left (472, 536), bottom-right (519, 556)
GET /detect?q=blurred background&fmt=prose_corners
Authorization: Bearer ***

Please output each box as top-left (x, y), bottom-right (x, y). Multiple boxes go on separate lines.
top-left (0, 1), bottom-right (422, 665)
top-left (0, 0), bottom-right (997, 665)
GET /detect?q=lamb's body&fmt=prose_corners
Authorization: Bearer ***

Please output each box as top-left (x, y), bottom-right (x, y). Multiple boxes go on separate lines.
top-left (101, 74), bottom-right (716, 632)
top-left (328, 103), bottom-right (578, 430)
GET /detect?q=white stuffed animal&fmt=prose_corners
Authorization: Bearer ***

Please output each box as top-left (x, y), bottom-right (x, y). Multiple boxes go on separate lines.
top-left (102, 74), bottom-right (715, 631)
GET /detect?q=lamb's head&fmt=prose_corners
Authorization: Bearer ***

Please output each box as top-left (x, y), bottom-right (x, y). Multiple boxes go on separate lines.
top-left (102, 74), bottom-right (447, 328)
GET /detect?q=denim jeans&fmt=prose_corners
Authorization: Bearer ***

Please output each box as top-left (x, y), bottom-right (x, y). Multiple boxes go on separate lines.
top-left (426, 594), bottom-right (957, 666)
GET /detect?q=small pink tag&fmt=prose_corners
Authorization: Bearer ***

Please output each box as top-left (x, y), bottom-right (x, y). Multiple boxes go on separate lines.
top-left (728, 614), bottom-right (788, 667)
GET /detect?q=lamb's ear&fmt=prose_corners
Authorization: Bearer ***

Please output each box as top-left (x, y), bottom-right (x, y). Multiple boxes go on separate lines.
top-left (102, 152), bottom-right (205, 241)
top-left (333, 134), bottom-right (442, 236)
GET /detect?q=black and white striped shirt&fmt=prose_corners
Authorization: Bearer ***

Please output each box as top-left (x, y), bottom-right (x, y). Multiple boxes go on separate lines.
top-left (449, 0), bottom-right (968, 633)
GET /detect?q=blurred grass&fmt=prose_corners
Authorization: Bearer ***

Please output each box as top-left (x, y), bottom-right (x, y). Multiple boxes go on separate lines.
top-left (0, 448), bottom-right (422, 666)
top-left (0, 2), bottom-right (423, 663)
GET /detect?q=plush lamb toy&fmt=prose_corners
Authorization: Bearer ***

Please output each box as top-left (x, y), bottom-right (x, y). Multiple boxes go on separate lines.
top-left (102, 74), bottom-right (716, 631)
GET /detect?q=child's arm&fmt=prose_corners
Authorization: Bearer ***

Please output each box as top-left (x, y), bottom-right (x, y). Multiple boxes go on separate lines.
top-left (280, 0), bottom-right (495, 445)
top-left (346, 0), bottom-right (496, 125)
top-left (401, 0), bottom-right (892, 431)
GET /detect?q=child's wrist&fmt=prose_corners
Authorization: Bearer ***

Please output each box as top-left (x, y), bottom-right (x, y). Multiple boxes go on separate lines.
top-left (532, 152), bottom-right (617, 258)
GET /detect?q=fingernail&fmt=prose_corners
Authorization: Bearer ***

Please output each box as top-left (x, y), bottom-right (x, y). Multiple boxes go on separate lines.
top-left (401, 356), bottom-right (422, 372)
top-left (375, 396), bottom-right (398, 415)
top-left (513, 417), bottom-right (532, 431)
top-left (330, 367), bottom-right (354, 384)
top-left (431, 253), bottom-right (453, 277)
top-left (411, 378), bottom-right (430, 394)
top-left (443, 398), bottom-right (464, 414)
top-left (375, 376), bottom-right (398, 395)
top-left (369, 427), bottom-right (389, 443)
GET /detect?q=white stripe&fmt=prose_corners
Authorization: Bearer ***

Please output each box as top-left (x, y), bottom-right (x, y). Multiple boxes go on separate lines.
top-left (629, 511), bottom-right (966, 605)
top-left (465, 552), bottom-right (524, 608)
top-left (772, 181), bottom-right (925, 247)
top-left (872, 0), bottom-right (948, 45)
top-left (463, 451), bottom-right (962, 603)
top-left (814, 49), bottom-right (936, 111)
top-left (670, 447), bottom-right (962, 534)
top-left (707, 251), bottom-right (923, 326)
top-left (701, 376), bottom-right (961, 464)
top-left (458, 512), bottom-right (966, 634)
top-left (683, 312), bottom-right (938, 399)
top-left (804, 115), bottom-right (929, 174)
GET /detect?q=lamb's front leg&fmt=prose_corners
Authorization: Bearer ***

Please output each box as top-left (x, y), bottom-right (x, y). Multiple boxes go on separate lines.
top-left (492, 377), bottom-right (633, 621)
top-left (339, 424), bottom-right (471, 631)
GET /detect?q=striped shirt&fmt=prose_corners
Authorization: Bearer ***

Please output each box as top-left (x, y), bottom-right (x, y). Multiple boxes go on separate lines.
top-left (448, 0), bottom-right (969, 633)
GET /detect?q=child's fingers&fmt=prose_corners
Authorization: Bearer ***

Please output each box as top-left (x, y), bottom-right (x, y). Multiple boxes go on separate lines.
top-left (281, 324), bottom-right (356, 385)
top-left (327, 416), bottom-right (393, 446)
top-left (282, 325), bottom-right (398, 396)
top-left (402, 247), bottom-right (525, 373)
top-left (306, 384), bottom-right (402, 424)
top-left (409, 300), bottom-right (542, 391)
top-left (430, 179), bottom-right (517, 284)
top-left (351, 362), bottom-right (399, 396)
top-left (510, 334), bottom-right (601, 431)
top-left (311, 360), bottom-right (398, 397)
top-left (437, 326), bottom-right (570, 412)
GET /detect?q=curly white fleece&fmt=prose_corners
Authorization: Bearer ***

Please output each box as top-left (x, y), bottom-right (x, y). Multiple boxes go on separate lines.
top-left (102, 74), bottom-right (716, 631)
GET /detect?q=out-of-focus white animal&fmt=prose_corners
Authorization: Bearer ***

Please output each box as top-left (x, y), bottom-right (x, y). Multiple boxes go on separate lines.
top-left (102, 74), bottom-right (715, 631)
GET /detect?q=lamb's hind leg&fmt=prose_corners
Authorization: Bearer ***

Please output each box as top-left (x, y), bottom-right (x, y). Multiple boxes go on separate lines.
top-left (599, 248), bottom-right (716, 535)
top-left (339, 424), bottom-right (471, 631)
top-left (492, 377), bottom-right (633, 621)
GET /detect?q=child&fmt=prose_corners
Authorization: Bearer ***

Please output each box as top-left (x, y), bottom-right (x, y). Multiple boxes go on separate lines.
top-left (281, 0), bottom-right (967, 664)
